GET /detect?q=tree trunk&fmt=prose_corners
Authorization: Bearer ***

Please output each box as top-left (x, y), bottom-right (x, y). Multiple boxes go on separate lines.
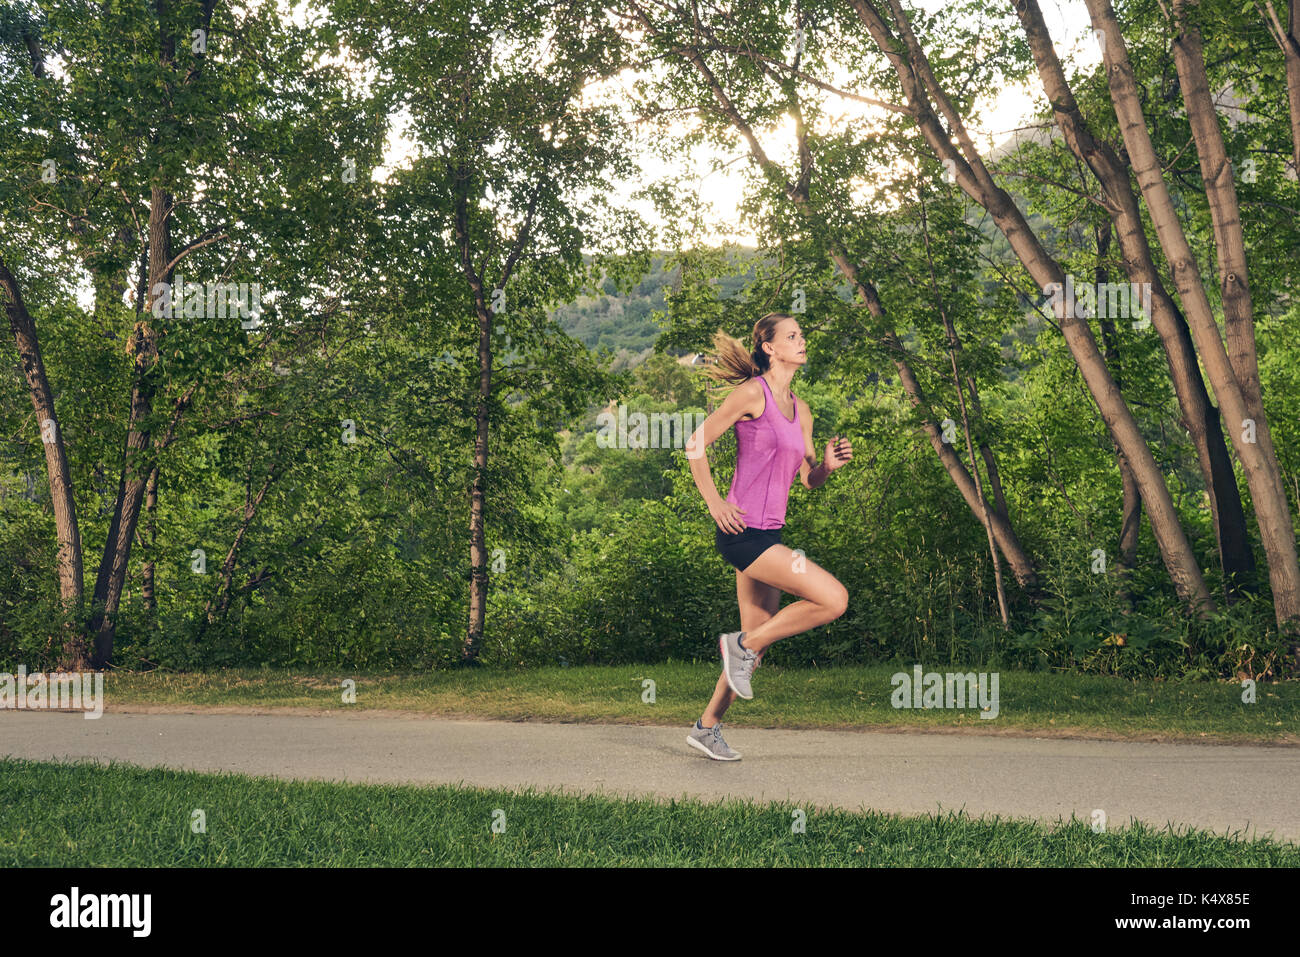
top-left (1170, 2), bottom-right (1274, 599)
top-left (1013, 0), bottom-right (1254, 596)
top-left (1095, 224), bottom-right (1141, 606)
top-left (453, 141), bottom-right (493, 663)
top-left (202, 464), bottom-right (278, 629)
top-left (1171, 2), bottom-right (1265, 412)
top-left (1, 257), bottom-right (88, 668)
top-left (851, 280), bottom-right (1040, 592)
top-left (465, 296), bottom-right (491, 662)
top-left (1113, 438), bottom-right (1143, 607)
top-left (966, 381), bottom-right (1010, 523)
top-left (87, 185), bottom-right (170, 666)
top-left (1262, 1), bottom-right (1300, 183)
top-left (132, 362), bottom-right (202, 621)
top-left (852, 0), bottom-right (1215, 616)
top-left (920, 196), bottom-right (1009, 625)
top-left (1085, 0), bottom-right (1300, 625)
top-left (1289, 0), bottom-right (1300, 176)
top-left (950, 341), bottom-right (1009, 627)
top-left (141, 465), bottom-right (158, 612)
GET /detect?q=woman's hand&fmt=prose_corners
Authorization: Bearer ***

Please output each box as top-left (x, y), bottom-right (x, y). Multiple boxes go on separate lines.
top-left (823, 435), bottom-right (853, 473)
top-left (709, 500), bottom-right (748, 534)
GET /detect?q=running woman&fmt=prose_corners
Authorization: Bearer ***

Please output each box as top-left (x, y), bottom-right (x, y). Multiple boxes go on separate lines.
top-left (683, 312), bottom-right (852, 761)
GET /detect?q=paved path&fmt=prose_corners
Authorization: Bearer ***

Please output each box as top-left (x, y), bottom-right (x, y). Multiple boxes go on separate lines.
top-left (2, 710), bottom-right (1297, 843)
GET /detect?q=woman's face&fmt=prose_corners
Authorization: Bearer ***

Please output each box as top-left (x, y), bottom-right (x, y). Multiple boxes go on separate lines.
top-left (764, 318), bottom-right (806, 367)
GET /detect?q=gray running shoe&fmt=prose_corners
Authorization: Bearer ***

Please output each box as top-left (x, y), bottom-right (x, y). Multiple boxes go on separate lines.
top-left (720, 630), bottom-right (758, 700)
top-left (686, 721), bottom-right (741, 761)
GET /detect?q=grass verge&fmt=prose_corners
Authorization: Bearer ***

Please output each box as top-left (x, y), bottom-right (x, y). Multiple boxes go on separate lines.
top-left (84, 665), bottom-right (1299, 744)
top-left (2, 757), bottom-right (1294, 866)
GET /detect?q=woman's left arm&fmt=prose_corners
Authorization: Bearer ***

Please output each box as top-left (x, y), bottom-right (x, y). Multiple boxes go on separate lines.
top-left (798, 397), bottom-right (852, 490)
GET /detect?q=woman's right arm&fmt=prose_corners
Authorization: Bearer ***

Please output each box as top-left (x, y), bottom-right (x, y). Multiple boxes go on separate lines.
top-left (685, 380), bottom-right (760, 534)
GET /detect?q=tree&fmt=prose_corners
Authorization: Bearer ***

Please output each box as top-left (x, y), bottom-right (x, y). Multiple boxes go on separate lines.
top-left (1, 0), bottom-right (384, 665)
top-left (1011, 0), bottom-right (1254, 596)
top-left (843, 0), bottom-right (1215, 614)
top-left (1083, 0), bottom-right (1300, 626)
top-left (334, 0), bottom-right (653, 662)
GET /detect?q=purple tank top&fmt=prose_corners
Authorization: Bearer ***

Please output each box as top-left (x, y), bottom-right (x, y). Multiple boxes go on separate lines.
top-left (725, 375), bottom-right (806, 529)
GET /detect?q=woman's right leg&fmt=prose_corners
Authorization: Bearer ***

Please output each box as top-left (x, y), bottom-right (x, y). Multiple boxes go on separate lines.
top-left (700, 569), bottom-right (779, 727)
top-left (735, 545), bottom-right (848, 655)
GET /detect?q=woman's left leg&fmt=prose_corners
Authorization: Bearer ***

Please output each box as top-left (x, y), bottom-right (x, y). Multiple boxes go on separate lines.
top-left (733, 545), bottom-right (848, 653)
top-left (700, 569), bottom-right (778, 726)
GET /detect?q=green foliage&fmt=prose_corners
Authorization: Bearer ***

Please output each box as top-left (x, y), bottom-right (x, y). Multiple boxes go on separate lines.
top-left (2, 0), bottom-right (1298, 682)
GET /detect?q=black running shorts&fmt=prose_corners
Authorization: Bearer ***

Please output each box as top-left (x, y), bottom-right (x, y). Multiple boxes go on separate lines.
top-left (715, 525), bottom-right (783, 571)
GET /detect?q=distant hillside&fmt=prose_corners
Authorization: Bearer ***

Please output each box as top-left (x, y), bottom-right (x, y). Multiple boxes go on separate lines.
top-left (549, 255), bottom-right (672, 359)
top-left (549, 252), bottom-right (761, 366)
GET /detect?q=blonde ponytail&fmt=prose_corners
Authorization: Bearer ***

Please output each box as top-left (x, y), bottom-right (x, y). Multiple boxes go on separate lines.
top-left (703, 329), bottom-right (759, 387)
top-left (702, 313), bottom-right (792, 388)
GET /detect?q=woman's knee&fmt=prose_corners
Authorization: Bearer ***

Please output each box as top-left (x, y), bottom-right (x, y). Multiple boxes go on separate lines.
top-left (821, 581), bottom-right (849, 620)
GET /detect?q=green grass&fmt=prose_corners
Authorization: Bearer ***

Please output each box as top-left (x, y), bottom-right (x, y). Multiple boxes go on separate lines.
top-left (2, 757), bottom-right (1294, 866)
top-left (91, 664), bottom-right (1298, 744)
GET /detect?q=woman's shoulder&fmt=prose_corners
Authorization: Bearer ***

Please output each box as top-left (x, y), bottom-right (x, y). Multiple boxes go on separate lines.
top-left (731, 376), bottom-right (766, 420)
